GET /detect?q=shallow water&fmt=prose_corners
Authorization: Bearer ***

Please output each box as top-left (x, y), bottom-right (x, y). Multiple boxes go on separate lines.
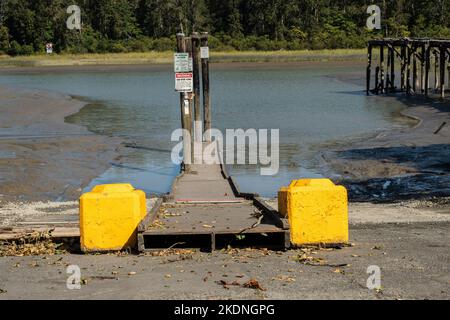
top-left (0, 64), bottom-right (409, 196)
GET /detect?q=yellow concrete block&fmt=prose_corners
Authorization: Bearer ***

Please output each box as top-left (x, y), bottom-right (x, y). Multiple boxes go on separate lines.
top-left (79, 183), bottom-right (147, 252)
top-left (278, 179), bottom-right (348, 246)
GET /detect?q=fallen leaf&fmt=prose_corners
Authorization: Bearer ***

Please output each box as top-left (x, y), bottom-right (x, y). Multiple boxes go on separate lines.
top-left (272, 275), bottom-right (295, 282)
top-left (243, 279), bottom-right (266, 291)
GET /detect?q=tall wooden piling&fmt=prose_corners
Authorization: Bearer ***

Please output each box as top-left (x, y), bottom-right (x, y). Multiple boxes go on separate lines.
top-left (425, 45), bottom-right (431, 96)
top-left (390, 46), bottom-right (395, 92)
top-left (420, 44), bottom-right (426, 93)
top-left (412, 48), bottom-right (418, 93)
top-left (440, 46), bottom-right (446, 99)
top-left (406, 45), bottom-right (412, 95)
top-left (380, 45), bottom-right (385, 93)
top-left (366, 44), bottom-right (372, 96)
top-left (191, 32), bottom-right (202, 143)
top-left (176, 33), bottom-right (192, 170)
top-left (400, 45), bottom-right (406, 91)
top-left (201, 32), bottom-right (211, 141)
top-left (434, 51), bottom-right (440, 91)
top-left (375, 66), bottom-right (380, 95)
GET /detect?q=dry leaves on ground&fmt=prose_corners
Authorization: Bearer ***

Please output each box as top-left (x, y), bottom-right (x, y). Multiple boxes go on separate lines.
top-left (0, 231), bottom-right (66, 257)
top-left (217, 278), bottom-right (266, 291)
top-left (292, 247), bottom-right (349, 268)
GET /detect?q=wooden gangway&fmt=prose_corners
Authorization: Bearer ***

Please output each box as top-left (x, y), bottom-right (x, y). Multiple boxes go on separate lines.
top-left (137, 160), bottom-right (290, 252)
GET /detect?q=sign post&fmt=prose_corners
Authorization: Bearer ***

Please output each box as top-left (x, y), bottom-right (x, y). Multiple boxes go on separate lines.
top-left (200, 32), bottom-right (211, 142)
top-left (175, 33), bottom-right (193, 170)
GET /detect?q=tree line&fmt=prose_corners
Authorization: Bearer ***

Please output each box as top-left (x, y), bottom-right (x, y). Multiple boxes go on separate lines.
top-left (0, 0), bottom-right (448, 55)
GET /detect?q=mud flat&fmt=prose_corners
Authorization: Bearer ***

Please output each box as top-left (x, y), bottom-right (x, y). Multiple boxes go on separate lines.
top-left (0, 85), bottom-right (123, 203)
top-left (321, 72), bottom-right (450, 203)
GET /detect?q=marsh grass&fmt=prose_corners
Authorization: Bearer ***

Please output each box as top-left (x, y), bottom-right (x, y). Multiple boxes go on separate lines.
top-left (0, 49), bottom-right (368, 68)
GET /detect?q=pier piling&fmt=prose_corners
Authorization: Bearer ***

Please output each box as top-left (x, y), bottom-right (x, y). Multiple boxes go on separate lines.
top-left (367, 38), bottom-right (449, 99)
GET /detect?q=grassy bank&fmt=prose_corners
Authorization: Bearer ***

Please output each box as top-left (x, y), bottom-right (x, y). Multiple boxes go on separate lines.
top-left (0, 49), bottom-right (367, 68)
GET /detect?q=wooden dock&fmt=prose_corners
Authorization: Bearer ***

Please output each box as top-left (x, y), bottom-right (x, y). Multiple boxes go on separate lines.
top-left (137, 160), bottom-right (290, 252)
top-left (367, 38), bottom-right (450, 98)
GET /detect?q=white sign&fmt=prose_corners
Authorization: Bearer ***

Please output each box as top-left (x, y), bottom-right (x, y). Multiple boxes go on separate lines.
top-left (200, 47), bottom-right (209, 59)
top-left (175, 72), bottom-right (193, 92)
top-left (174, 53), bottom-right (192, 72)
top-left (45, 43), bottom-right (53, 54)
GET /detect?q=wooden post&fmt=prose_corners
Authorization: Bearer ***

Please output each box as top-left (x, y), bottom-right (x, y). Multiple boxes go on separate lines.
top-left (440, 46), bottom-right (446, 99)
top-left (425, 45), bottom-right (431, 96)
top-left (375, 66), bottom-right (380, 95)
top-left (176, 33), bottom-right (192, 171)
top-left (413, 47), bottom-right (418, 93)
top-left (201, 32), bottom-right (211, 141)
top-left (390, 45), bottom-right (395, 92)
top-left (380, 45), bottom-right (385, 93)
top-left (185, 37), bottom-right (194, 169)
top-left (386, 47), bottom-right (391, 92)
top-left (420, 44), bottom-right (426, 93)
top-left (400, 45), bottom-right (406, 91)
top-left (191, 32), bottom-right (202, 143)
top-left (366, 44), bottom-right (372, 96)
top-left (434, 50), bottom-right (439, 91)
top-left (406, 44), bottom-right (412, 95)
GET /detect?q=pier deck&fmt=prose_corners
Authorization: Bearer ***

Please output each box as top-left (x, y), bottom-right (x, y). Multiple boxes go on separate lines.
top-left (137, 163), bottom-right (290, 252)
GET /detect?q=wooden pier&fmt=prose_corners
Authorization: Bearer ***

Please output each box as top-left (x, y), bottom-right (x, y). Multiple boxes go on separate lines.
top-left (137, 159), bottom-right (290, 252)
top-left (137, 33), bottom-right (290, 251)
top-left (367, 38), bottom-right (450, 98)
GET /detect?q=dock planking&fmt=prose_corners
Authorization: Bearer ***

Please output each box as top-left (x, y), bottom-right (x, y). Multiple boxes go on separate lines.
top-left (138, 161), bottom-right (290, 252)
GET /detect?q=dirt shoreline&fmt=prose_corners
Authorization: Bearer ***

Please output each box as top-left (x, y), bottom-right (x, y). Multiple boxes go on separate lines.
top-left (0, 85), bottom-right (124, 202)
top-left (320, 72), bottom-right (450, 202)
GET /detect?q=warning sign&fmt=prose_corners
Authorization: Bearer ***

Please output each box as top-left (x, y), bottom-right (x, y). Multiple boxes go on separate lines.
top-left (175, 72), bottom-right (193, 92)
top-left (200, 47), bottom-right (209, 59)
top-left (174, 53), bottom-right (192, 72)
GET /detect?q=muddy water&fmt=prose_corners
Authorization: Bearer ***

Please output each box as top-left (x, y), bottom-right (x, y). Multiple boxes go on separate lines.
top-left (0, 64), bottom-right (410, 196)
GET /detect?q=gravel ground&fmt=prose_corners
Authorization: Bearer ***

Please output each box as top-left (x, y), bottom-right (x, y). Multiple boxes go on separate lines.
top-left (0, 222), bottom-right (448, 300)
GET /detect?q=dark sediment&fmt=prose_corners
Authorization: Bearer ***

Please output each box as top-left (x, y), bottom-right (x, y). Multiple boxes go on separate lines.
top-left (321, 73), bottom-right (450, 202)
top-left (0, 85), bottom-right (124, 202)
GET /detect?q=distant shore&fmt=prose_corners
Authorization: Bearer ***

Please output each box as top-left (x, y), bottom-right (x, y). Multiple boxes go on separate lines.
top-left (0, 49), bottom-right (366, 68)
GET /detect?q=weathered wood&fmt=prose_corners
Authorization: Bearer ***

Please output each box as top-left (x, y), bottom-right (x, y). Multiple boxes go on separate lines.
top-left (434, 51), bottom-right (440, 91)
top-left (183, 36), bottom-right (194, 169)
top-left (390, 45), bottom-right (395, 92)
top-left (420, 44), bottom-right (426, 93)
top-left (375, 66), bottom-right (380, 95)
top-left (201, 32), bottom-right (211, 141)
top-left (413, 47), bottom-right (418, 93)
top-left (176, 33), bottom-right (192, 170)
top-left (440, 46), bottom-right (446, 99)
top-left (366, 38), bottom-right (449, 98)
top-left (425, 45), bottom-right (431, 96)
top-left (386, 47), bottom-right (391, 92)
top-left (380, 45), bottom-right (385, 93)
top-left (191, 32), bottom-right (202, 143)
top-left (366, 44), bottom-right (372, 95)
top-left (401, 45), bottom-right (406, 91)
top-left (406, 45), bottom-right (412, 95)
top-left (176, 33), bottom-right (186, 131)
